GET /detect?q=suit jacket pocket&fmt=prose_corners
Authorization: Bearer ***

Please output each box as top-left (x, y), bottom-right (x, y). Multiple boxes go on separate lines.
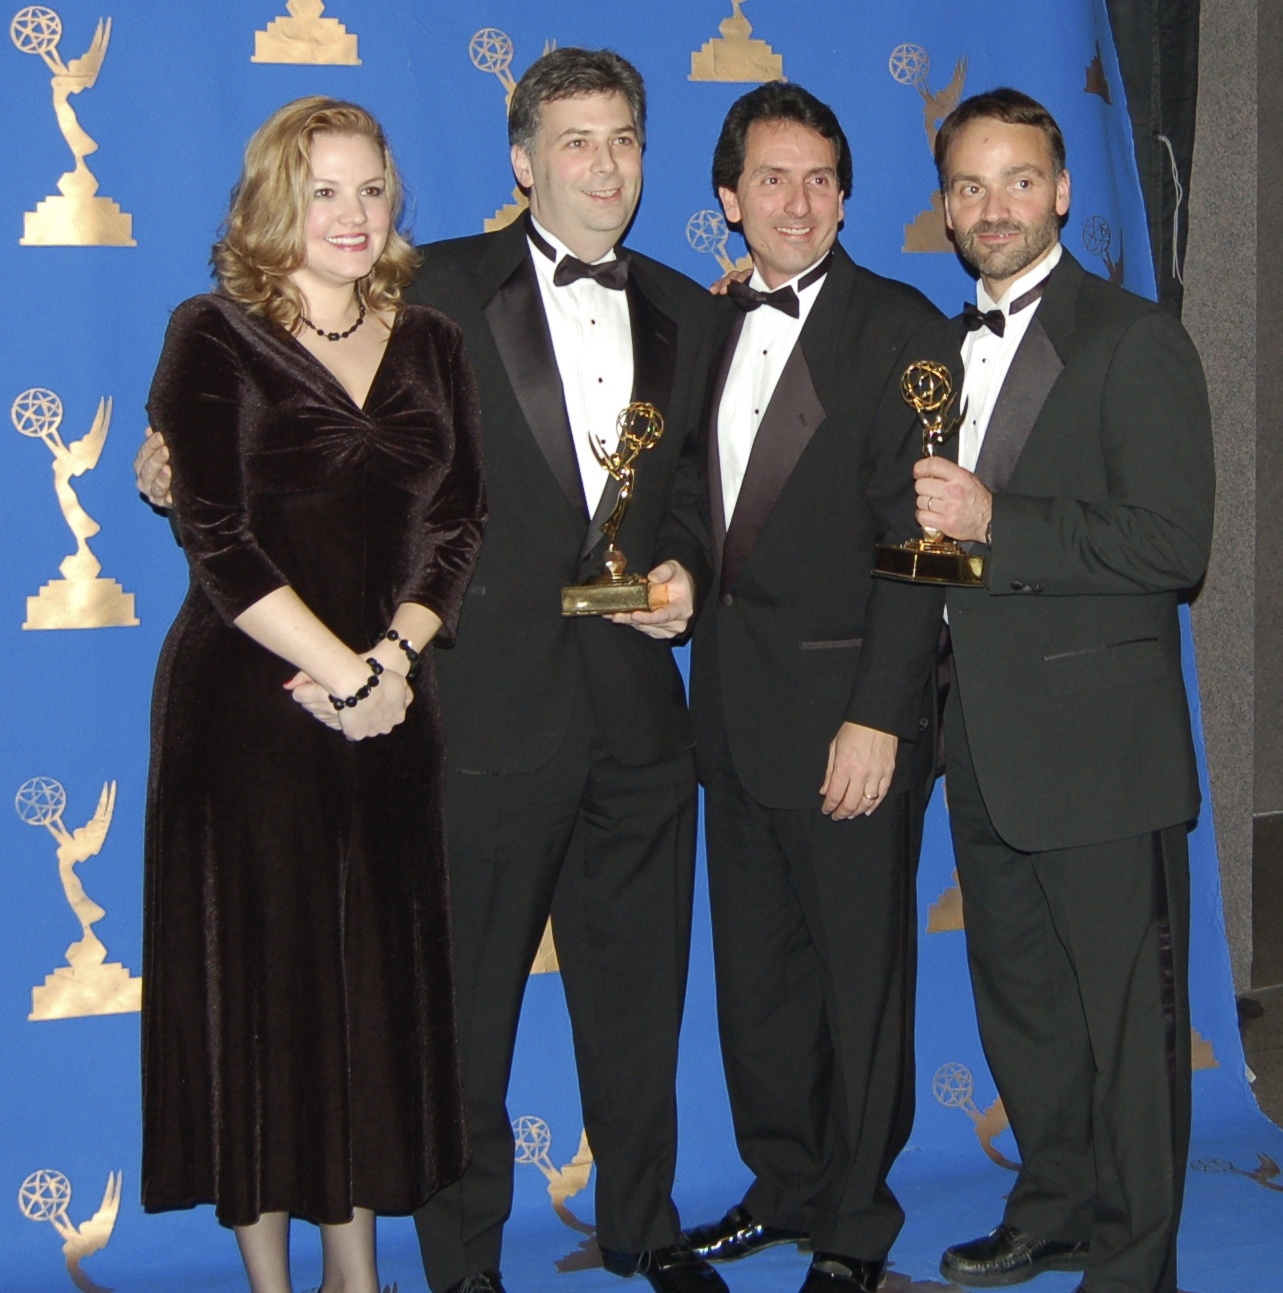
top-left (1043, 636), bottom-right (1165, 696)
top-left (798, 637), bottom-right (863, 651)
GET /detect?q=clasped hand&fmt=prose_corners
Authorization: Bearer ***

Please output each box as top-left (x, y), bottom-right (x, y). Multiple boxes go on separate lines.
top-left (284, 658), bottom-right (412, 740)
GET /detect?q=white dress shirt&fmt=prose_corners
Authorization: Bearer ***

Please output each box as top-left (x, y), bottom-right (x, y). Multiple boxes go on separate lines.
top-left (528, 216), bottom-right (634, 514)
top-left (958, 242), bottom-right (1062, 471)
top-left (718, 257), bottom-right (828, 523)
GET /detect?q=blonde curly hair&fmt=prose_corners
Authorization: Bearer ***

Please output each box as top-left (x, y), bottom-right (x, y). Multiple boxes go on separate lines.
top-left (213, 96), bottom-right (420, 332)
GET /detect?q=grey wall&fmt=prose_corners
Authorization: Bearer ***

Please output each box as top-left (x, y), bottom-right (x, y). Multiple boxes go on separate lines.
top-left (1253, 0), bottom-right (1283, 986)
top-left (1179, 0), bottom-right (1257, 987)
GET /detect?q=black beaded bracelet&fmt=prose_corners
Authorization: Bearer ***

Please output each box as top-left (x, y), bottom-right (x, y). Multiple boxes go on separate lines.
top-left (330, 657), bottom-right (384, 711)
top-left (378, 628), bottom-right (421, 678)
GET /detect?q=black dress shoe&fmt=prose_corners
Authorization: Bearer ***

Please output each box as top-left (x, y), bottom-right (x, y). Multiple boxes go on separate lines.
top-left (685, 1204), bottom-right (809, 1262)
top-left (444, 1273), bottom-right (507, 1293)
top-left (798, 1253), bottom-right (886, 1293)
top-left (601, 1243), bottom-right (728, 1293)
top-left (939, 1224), bottom-right (1088, 1287)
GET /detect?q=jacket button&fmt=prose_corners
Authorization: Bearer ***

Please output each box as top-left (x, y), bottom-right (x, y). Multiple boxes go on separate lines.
top-left (721, 592), bottom-right (734, 607)
top-left (918, 717), bottom-right (930, 731)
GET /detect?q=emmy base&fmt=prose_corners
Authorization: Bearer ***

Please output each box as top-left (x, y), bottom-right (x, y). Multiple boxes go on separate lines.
top-left (560, 577), bottom-right (667, 617)
top-left (22, 195), bottom-right (136, 247)
top-left (874, 539), bottom-right (986, 587)
top-left (24, 579), bottom-right (139, 629)
top-left (29, 963), bottom-right (142, 1021)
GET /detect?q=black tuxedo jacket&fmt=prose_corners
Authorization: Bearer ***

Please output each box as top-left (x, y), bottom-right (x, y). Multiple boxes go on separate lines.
top-left (945, 251), bottom-right (1215, 852)
top-left (406, 220), bottom-right (717, 773)
top-left (690, 244), bottom-right (959, 810)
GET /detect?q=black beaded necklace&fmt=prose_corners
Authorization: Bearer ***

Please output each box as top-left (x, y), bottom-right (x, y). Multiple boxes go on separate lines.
top-left (299, 297), bottom-right (367, 341)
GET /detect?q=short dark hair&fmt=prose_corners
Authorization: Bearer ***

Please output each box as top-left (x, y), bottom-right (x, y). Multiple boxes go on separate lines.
top-left (934, 87), bottom-right (1066, 187)
top-left (711, 82), bottom-right (852, 199)
top-left (508, 47), bottom-right (646, 154)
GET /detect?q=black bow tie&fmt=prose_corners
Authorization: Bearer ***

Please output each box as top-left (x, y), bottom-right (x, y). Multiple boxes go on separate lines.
top-left (962, 274), bottom-right (1052, 337)
top-left (553, 253), bottom-right (630, 290)
top-left (726, 254), bottom-right (833, 319)
top-left (727, 280), bottom-right (800, 317)
top-left (525, 216), bottom-right (630, 290)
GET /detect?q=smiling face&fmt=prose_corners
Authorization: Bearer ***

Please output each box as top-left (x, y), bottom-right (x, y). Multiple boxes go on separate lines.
top-left (718, 119), bottom-right (845, 289)
top-left (511, 91), bottom-right (643, 262)
top-left (292, 131), bottom-right (391, 298)
top-left (941, 117), bottom-right (1071, 299)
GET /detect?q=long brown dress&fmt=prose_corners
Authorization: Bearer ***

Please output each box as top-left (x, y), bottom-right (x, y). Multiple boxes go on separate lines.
top-left (141, 294), bottom-right (484, 1226)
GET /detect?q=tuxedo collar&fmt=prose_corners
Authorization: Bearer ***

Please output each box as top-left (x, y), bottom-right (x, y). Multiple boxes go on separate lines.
top-left (474, 218), bottom-right (679, 551)
top-left (707, 242), bottom-right (857, 590)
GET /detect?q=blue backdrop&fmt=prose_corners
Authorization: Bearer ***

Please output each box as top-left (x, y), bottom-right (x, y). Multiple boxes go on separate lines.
top-left (0, 3), bottom-right (1274, 1291)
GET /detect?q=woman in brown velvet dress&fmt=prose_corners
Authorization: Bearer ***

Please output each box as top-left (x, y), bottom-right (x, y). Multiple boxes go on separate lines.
top-left (142, 97), bottom-right (483, 1292)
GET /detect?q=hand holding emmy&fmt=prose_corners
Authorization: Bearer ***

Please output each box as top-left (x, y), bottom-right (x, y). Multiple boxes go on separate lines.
top-left (561, 402), bottom-right (669, 616)
top-left (873, 360), bottom-right (986, 587)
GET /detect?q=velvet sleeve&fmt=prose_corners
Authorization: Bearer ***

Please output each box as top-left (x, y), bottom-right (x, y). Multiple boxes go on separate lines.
top-left (393, 320), bottom-right (487, 648)
top-left (146, 296), bottom-right (289, 622)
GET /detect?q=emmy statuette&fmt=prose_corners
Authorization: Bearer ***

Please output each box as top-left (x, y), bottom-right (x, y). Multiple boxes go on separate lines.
top-left (561, 403), bottom-right (668, 616)
top-left (873, 360), bottom-right (986, 587)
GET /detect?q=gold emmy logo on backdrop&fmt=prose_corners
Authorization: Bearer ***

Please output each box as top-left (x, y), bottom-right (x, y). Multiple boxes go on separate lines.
top-left (16, 777), bottom-right (142, 1020)
top-left (252, 0), bottom-right (359, 65)
top-left (1191, 1026), bottom-right (1218, 1071)
top-left (561, 403), bottom-right (667, 616)
top-left (689, 0), bottom-right (783, 84)
top-left (13, 388), bottom-right (138, 629)
top-left (10, 7), bottom-right (135, 246)
top-left (530, 919), bottom-right (559, 975)
top-left (511, 1116), bottom-right (600, 1271)
top-left (925, 870), bottom-right (963, 932)
top-left (18, 1167), bottom-right (121, 1293)
top-left (1082, 214), bottom-right (1125, 285)
top-left (686, 208), bottom-right (752, 277)
top-left (932, 1062), bottom-right (1019, 1171)
top-left (1085, 41), bottom-right (1111, 101)
top-left (471, 28), bottom-right (557, 232)
top-left (888, 42), bottom-right (967, 253)
top-left (1192, 1152), bottom-right (1283, 1193)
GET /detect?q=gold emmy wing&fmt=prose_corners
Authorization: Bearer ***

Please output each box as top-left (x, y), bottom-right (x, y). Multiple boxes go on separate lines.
top-left (513, 1117), bottom-right (599, 1269)
top-left (15, 777), bottom-right (141, 1021)
top-left (12, 389), bottom-right (138, 629)
top-left (887, 43), bottom-right (968, 253)
top-left (11, 8), bottom-right (135, 245)
top-left (685, 209), bottom-right (752, 277)
top-left (18, 1167), bottom-right (122, 1293)
top-left (470, 27), bottom-right (556, 231)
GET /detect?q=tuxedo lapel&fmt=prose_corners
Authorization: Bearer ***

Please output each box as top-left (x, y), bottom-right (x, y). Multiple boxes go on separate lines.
top-left (972, 316), bottom-right (1063, 492)
top-left (717, 252), bottom-right (854, 593)
top-left (580, 274), bottom-right (679, 561)
top-left (480, 231), bottom-right (586, 517)
top-left (721, 339), bottom-right (826, 594)
top-left (971, 252), bottom-right (1081, 493)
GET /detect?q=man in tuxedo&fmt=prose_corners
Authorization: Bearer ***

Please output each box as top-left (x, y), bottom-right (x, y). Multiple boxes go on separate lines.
top-left (135, 48), bottom-right (722, 1293)
top-left (918, 90), bottom-right (1213, 1293)
top-left (682, 83), bottom-right (957, 1293)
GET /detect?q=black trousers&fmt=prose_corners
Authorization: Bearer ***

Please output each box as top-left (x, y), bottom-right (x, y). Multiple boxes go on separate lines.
top-left (944, 688), bottom-right (1191, 1293)
top-left (702, 738), bottom-right (925, 1262)
top-left (414, 712), bottom-right (698, 1290)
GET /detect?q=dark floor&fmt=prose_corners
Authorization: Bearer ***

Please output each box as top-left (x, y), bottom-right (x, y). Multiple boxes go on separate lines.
top-left (1240, 984), bottom-right (1283, 1127)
